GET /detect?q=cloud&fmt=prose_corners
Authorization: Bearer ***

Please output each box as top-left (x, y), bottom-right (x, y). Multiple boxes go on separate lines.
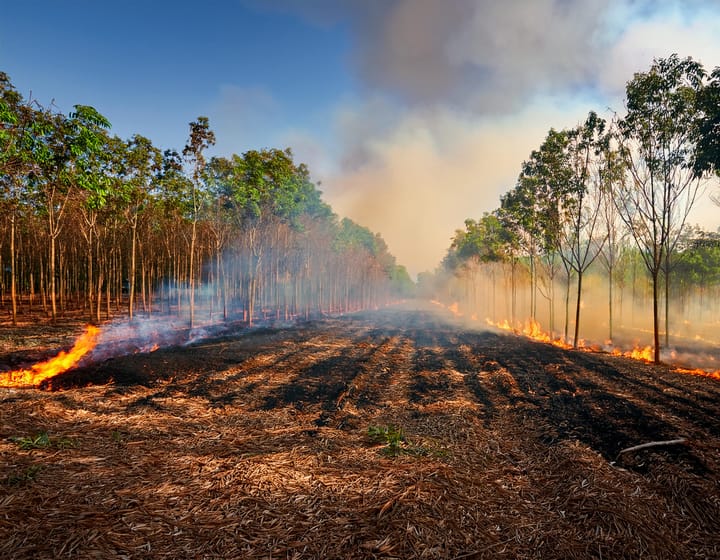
top-left (603, 4), bottom-right (720, 94)
top-left (243, 0), bottom-right (720, 275)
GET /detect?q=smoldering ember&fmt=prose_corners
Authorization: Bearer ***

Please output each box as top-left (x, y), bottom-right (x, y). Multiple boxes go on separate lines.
top-left (1, 303), bottom-right (720, 559)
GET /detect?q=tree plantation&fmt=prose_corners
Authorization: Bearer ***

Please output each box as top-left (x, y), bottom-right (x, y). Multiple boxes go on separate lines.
top-left (436, 55), bottom-right (720, 363)
top-left (0, 73), bottom-right (414, 327)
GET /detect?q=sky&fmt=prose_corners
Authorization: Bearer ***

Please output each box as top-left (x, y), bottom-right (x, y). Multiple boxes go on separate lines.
top-left (3, 0), bottom-right (720, 278)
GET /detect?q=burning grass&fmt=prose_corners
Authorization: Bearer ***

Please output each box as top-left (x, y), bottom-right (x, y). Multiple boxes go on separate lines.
top-left (0, 325), bottom-right (100, 387)
top-left (1, 304), bottom-right (720, 558)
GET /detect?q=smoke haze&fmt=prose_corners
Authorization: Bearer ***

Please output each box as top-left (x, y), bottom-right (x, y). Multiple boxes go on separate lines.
top-left (250, 0), bottom-right (720, 277)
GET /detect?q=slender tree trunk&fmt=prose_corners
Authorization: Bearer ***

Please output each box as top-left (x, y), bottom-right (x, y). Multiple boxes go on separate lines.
top-left (608, 265), bottom-right (614, 342)
top-left (10, 212), bottom-right (17, 326)
top-left (652, 270), bottom-right (661, 363)
top-left (189, 220), bottom-right (197, 327)
top-left (50, 234), bottom-right (57, 321)
top-left (129, 223), bottom-right (137, 321)
top-left (573, 271), bottom-right (583, 348)
top-left (664, 252), bottom-right (670, 348)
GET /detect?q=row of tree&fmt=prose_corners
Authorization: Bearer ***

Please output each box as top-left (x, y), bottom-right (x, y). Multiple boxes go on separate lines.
top-left (437, 55), bottom-right (720, 363)
top-left (0, 73), bottom-right (414, 326)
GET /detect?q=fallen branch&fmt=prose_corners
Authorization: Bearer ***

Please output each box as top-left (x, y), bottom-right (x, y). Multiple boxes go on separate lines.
top-left (617, 438), bottom-right (687, 458)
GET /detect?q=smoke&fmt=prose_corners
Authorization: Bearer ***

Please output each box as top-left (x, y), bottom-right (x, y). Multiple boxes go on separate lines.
top-left (238, 0), bottom-right (720, 276)
top-left (440, 263), bottom-right (720, 370)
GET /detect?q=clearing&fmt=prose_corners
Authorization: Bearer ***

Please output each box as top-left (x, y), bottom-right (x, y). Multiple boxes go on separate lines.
top-left (1, 303), bottom-right (719, 559)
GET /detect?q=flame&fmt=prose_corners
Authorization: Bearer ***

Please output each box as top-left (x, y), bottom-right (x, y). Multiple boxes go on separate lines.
top-left (488, 316), bottom-right (720, 381)
top-left (430, 300), bottom-right (463, 317)
top-left (486, 317), bottom-right (571, 349)
top-left (674, 367), bottom-right (720, 382)
top-left (0, 325), bottom-right (100, 387)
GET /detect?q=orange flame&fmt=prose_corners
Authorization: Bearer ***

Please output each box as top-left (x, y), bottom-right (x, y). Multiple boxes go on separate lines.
top-left (0, 325), bottom-right (100, 387)
top-left (486, 317), bottom-right (571, 349)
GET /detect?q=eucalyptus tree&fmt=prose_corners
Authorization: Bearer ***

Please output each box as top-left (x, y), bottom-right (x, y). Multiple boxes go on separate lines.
top-left (560, 112), bottom-right (610, 348)
top-left (499, 173), bottom-right (544, 322)
top-left (225, 148), bottom-right (308, 322)
top-left (595, 142), bottom-right (627, 342)
top-left (695, 65), bottom-right (720, 207)
top-left (182, 117), bottom-right (215, 327)
top-left (500, 129), bottom-right (572, 328)
top-left (0, 72), bottom-right (33, 324)
top-left (25, 104), bottom-right (111, 320)
top-left (112, 134), bottom-right (162, 319)
top-left (153, 149), bottom-right (194, 313)
top-left (445, 212), bottom-right (513, 319)
top-left (615, 54), bottom-right (707, 362)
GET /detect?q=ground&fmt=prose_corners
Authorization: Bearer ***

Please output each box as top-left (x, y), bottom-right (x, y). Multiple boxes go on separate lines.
top-left (1, 303), bottom-right (719, 559)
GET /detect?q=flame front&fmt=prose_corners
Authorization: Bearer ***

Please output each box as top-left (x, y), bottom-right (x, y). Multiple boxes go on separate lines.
top-left (0, 325), bottom-right (100, 388)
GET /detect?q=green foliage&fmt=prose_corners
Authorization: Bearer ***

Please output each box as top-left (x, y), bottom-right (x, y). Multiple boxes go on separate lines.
top-left (10, 432), bottom-right (74, 450)
top-left (4, 465), bottom-right (43, 486)
top-left (0, 72), bottom-right (412, 322)
top-left (367, 425), bottom-right (445, 458)
top-left (445, 212), bottom-right (515, 273)
top-left (368, 425), bottom-right (406, 456)
top-left (695, 66), bottom-right (720, 177)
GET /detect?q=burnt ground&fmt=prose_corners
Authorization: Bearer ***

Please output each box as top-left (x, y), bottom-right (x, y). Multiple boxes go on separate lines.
top-left (1, 302), bottom-right (719, 559)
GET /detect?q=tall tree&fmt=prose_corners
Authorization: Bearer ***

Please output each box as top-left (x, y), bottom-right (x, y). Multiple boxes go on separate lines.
top-left (182, 117), bottom-right (215, 327)
top-left (615, 54), bottom-right (706, 362)
top-left (561, 112), bottom-right (609, 348)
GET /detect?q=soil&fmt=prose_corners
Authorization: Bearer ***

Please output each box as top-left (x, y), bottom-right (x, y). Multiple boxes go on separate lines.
top-left (1, 302), bottom-right (719, 559)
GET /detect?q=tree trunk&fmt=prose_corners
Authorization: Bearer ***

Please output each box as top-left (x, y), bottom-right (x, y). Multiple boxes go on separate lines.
top-left (129, 222), bottom-right (137, 321)
top-left (652, 270), bottom-right (661, 364)
top-left (10, 211), bottom-right (17, 326)
top-left (573, 271), bottom-right (583, 348)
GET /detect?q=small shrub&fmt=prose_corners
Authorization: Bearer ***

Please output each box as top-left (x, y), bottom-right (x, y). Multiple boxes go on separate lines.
top-left (368, 425), bottom-right (406, 456)
top-left (10, 432), bottom-right (74, 450)
top-left (5, 465), bottom-right (42, 486)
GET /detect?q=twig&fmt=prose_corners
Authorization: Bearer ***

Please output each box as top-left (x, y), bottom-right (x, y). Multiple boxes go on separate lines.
top-left (617, 438), bottom-right (686, 458)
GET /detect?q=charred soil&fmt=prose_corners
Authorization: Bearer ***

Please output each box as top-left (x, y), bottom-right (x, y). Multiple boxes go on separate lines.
top-left (1, 303), bottom-right (719, 559)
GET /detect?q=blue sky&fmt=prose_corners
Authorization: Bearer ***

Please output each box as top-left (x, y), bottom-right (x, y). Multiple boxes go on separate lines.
top-left (1, 1), bottom-right (352, 152)
top-left (3, 1), bottom-right (720, 276)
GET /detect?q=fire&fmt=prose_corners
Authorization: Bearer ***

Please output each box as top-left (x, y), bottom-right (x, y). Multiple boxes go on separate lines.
top-left (430, 300), bottom-right (463, 317)
top-left (486, 317), bottom-right (571, 349)
top-left (488, 316), bottom-right (720, 380)
top-left (674, 367), bottom-right (720, 382)
top-left (0, 325), bottom-right (100, 388)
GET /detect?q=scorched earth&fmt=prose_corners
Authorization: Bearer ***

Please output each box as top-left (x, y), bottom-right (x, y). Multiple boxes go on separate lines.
top-left (1, 303), bottom-right (719, 559)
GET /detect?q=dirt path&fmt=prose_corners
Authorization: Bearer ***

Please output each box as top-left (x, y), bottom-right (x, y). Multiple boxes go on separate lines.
top-left (1, 303), bottom-right (719, 558)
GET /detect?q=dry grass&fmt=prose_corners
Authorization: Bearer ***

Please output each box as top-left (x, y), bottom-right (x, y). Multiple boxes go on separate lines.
top-left (1, 307), bottom-right (719, 559)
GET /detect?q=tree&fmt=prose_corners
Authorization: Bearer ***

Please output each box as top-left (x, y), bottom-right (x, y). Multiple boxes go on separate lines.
top-left (615, 54), bottom-right (707, 362)
top-left (560, 112), bottom-right (609, 348)
top-left (114, 134), bottom-right (162, 320)
top-left (444, 212), bottom-right (513, 320)
top-left (596, 143), bottom-right (627, 342)
top-left (0, 72), bottom-right (33, 324)
top-left (695, 66), bottom-right (720, 207)
top-left (182, 117), bottom-right (215, 327)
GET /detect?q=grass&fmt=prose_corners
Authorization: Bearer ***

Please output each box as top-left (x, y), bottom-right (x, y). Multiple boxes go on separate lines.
top-left (10, 431), bottom-right (74, 450)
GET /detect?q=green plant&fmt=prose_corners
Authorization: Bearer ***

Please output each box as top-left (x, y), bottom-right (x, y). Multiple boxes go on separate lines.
top-left (10, 432), bottom-right (73, 450)
top-left (5, 465), bottom-right (42, 485)
top-left (367, 425), bottom-right (450, 458)
top-left (368, 425), bottom-right (406, 456)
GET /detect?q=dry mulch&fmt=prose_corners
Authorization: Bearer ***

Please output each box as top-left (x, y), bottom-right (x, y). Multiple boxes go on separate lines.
top-left (1, 305), bottom-right (719, 559)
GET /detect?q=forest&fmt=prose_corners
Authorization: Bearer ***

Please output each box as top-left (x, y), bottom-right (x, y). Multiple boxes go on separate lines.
top-left (3, 56), bottom-right (720, 560)
top-left (0, 72), bottom-right (414, 329)
top-left (432, 55), bottom-right (720, 364)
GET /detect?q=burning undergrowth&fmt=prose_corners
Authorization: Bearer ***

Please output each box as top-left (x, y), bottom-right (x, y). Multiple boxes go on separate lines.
top-left (2, 304), bottom-right (720, 559)
top-left (0, 316), bottom-right (264, 390)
